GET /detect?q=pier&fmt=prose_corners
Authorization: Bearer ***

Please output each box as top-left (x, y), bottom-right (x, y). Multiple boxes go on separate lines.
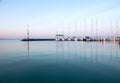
top-left (21, 36), bottom-right (120, 42)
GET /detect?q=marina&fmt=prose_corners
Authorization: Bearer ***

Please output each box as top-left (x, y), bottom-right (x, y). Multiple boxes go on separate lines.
top-left (21, 18), bottom-right (120, 42)
top-left (1, 0), bottom-right (120, 83)
top-left (21, 21), bottom-right (120, 42)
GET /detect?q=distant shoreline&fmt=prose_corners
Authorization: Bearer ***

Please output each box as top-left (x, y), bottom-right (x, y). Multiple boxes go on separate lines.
top-left (0, 38), bottom-right (20, 40)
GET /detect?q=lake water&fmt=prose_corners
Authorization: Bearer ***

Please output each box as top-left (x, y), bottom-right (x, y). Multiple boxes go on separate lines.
top-left (0, 40), bottom-right (120, 83)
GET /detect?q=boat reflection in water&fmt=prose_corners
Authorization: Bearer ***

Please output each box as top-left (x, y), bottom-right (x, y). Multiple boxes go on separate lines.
top-left (55, 41), bottom-right (120, 64)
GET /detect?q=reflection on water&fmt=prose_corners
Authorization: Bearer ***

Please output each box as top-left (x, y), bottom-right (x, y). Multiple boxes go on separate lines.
top-left (27, 41), bottom-right (29, 56)
top-left (0, 40), bottom-right (120, 83)
top-left (54, 41), bottom-right (120, 64)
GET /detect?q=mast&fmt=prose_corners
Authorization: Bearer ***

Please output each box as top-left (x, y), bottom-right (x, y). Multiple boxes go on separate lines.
top-left (110, 20), bottom-right (113, 36)
top-left (57, 22), bottom-right (58, 35)
top-left (96, 19), bottom-right (98, 40)
top-left (75, 20), bottom-right (77, 41)
top-left (102, 19), bottom-right (106, 41)
top-left (69, 23), bottom-right (71, 37)
top-left (62, 21), bottom-right (64, 41)
top-left (68, 23), bottom-right (71, 41)
top-left (101, 19), bottom-right (104, 41)
top-left (116, 19), bottom-right (118, 38)
top-left (79, 20), bottom-right (81, 36)
top-left (27, 24), bottom-right (29, 40)
top-left (75, 20), bottom-right (77, 37)
top-left (56, 22), bottom-right (59, 41)
top-left (84, 18), bottom-right (86, 38)
top-left (91, 18), bottom-right (93, 37)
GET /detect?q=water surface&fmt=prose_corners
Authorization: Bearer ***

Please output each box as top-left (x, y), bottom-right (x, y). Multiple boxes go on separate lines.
top-left (0, 40), bottom-right (120, 83)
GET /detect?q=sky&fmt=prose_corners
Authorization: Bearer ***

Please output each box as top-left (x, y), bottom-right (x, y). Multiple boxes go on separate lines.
top-left (0, 0), bottom-right (120, 39)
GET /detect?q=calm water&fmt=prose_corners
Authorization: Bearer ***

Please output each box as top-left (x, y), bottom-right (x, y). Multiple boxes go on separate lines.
top-left (0, 40), bottom-right (120, 83)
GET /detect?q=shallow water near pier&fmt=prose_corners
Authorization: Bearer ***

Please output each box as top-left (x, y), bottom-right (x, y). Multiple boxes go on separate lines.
top-left (0, 40), bottom-right (120, 83)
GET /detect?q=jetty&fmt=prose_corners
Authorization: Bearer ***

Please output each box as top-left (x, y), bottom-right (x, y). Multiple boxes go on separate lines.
top-left (21, 39), bottom-right (55, 41)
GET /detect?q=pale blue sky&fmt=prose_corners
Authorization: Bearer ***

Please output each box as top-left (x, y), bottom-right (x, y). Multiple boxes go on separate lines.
top-left (0, 0), bottom-right (120, 38)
